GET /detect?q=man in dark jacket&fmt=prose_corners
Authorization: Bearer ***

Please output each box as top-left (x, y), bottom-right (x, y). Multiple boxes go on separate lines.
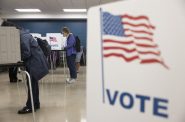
top-left (1, 21), bottom-right (49, 114)
top-left (18, 29), bottom-right (49, 114)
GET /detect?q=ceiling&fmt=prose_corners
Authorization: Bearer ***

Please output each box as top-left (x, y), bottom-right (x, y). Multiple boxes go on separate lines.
top-left (0, 0), bottom-right (120, 19)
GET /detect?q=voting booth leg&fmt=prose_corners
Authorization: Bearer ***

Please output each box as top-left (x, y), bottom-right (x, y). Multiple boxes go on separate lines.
top-left (16, 79), bottom-right (22, 105)
top-left (62, 51), bottom-right (68, 83)
top-left (16, 73), bottom-right (27, 105)
top-left (18, 68), bottom-right (36, 122)
top-left (50, 55), bottom-right (54, 84)
top-left (53, 51), bottom-right (57, 70)
top-left (22, 73), bottom-right (28, 94)
top-left (24, 71), bottom-right (36, 122)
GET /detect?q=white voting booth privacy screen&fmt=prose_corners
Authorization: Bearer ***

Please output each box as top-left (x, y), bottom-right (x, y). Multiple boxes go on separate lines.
top-left (46, 33), bottom-right (66, 50)
top-left (87, 0), bottom-right (185, 122)
top-left (31, 33), bottom-right (66, 50)
top-left (0, 27), bottom-right (21, 64)
top-left (31, 33), bottom-right (42, 38)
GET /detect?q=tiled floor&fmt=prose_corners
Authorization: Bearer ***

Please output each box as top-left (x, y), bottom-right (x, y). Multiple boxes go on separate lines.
top-left (0, 67), bottom-right (86, 122)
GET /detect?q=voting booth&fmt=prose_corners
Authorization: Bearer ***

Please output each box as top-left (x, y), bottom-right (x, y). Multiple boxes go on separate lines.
top-left (0, 27), bottom-right (36, 122)
top-left (87, 0), bottom-right (185, 122)
top-left (46, 33), bottom-right (66, 50)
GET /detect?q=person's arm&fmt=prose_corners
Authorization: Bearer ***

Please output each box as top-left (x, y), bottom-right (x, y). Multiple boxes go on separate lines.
top-left (20, 34), bottom-right (31, 61)
top-left (64, 34), bottom-right (75, 49)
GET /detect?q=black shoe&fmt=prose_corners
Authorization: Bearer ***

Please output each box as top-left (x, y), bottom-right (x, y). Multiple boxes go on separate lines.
top-left (17, 106), bottom-right (35, 114)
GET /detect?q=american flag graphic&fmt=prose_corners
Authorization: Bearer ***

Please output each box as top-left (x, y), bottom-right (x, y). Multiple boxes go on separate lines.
top-left (49, 37), bottom-right (57, 42)
top-left (102, 12), bottom-right (168, 69)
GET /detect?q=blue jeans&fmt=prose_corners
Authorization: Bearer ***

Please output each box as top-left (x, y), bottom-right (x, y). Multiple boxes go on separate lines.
top-left (67, 54), bottom-right (77, 79)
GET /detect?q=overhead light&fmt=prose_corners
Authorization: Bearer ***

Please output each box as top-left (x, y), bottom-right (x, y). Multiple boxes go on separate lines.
top-left (15, 9), bottom-right (41, 12)
top-left (63, 9), bottom-right (87, 13)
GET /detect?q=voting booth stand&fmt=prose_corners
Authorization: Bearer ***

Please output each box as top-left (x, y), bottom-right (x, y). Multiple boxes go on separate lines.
top-left (48, 50), bottom-right (68, 83)
top-left (46, 33), bottom-right (68, 82)
top-left (87, 0), bottom-right (185, 122)
top-left (0, 27), bottom-right (36, 122)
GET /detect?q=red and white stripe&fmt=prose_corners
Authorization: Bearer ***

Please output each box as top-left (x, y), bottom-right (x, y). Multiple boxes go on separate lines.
top-left (103, 14), bottom-right (168, 68)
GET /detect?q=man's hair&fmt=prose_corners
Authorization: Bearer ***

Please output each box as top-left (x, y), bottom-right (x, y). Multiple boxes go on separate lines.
top-left (1, 21), bottom-right (21, 29)
top-left (62, 27), bottom-right (70, 34)
top-left (1, 21), bottom-right (15, 26)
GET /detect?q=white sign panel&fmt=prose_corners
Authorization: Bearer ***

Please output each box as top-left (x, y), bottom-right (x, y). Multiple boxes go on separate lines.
top-left (46, 33), bottom-right (66, 50)
top-left (0, 27), bottom-right (21, 64)
top-left (31, 33), bottom-right (42, 38)
top-left (87, 0), bottom-right (185, 122)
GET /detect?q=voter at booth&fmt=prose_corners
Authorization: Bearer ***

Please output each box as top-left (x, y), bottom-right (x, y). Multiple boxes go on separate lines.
top-left (1, 21), bottom-right (49, 114)
top-left (62, 27), bottom-right (77, 84)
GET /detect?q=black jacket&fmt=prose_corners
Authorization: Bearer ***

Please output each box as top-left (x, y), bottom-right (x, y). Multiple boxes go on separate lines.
top-left (20, 29), bottom-right (49, 80)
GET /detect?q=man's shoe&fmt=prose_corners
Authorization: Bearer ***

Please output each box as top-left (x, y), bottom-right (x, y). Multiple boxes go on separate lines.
top-left (66, 78), bottom-right (70, 82)
top-left (17, 106), bottom-right (35, 114)
top-left (67, 79), bottom-right (76, 84)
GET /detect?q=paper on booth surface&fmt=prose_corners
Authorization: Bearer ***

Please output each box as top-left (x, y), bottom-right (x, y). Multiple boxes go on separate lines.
top-left (87, 0), bottom-right (185, 122)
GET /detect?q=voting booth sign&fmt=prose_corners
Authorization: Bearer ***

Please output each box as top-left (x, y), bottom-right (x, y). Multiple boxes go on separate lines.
top-left (87, 0), bottom-right (185, 122)
top-left (31, 33), bottom-right (42, 38)
top-left (46, 33), bottom-right (66, 50)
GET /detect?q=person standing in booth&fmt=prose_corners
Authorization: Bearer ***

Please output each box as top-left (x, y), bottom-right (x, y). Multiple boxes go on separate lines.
top-left (1, 21), bottom-right (49, 114)
top-left (18, 28), bottom-right (49, 114)
top-left (61, 27), bottom-right (77, 84)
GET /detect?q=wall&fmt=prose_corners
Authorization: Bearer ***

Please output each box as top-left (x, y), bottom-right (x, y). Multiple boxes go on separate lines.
top-left (9, 19), bottom-right (87, 47)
